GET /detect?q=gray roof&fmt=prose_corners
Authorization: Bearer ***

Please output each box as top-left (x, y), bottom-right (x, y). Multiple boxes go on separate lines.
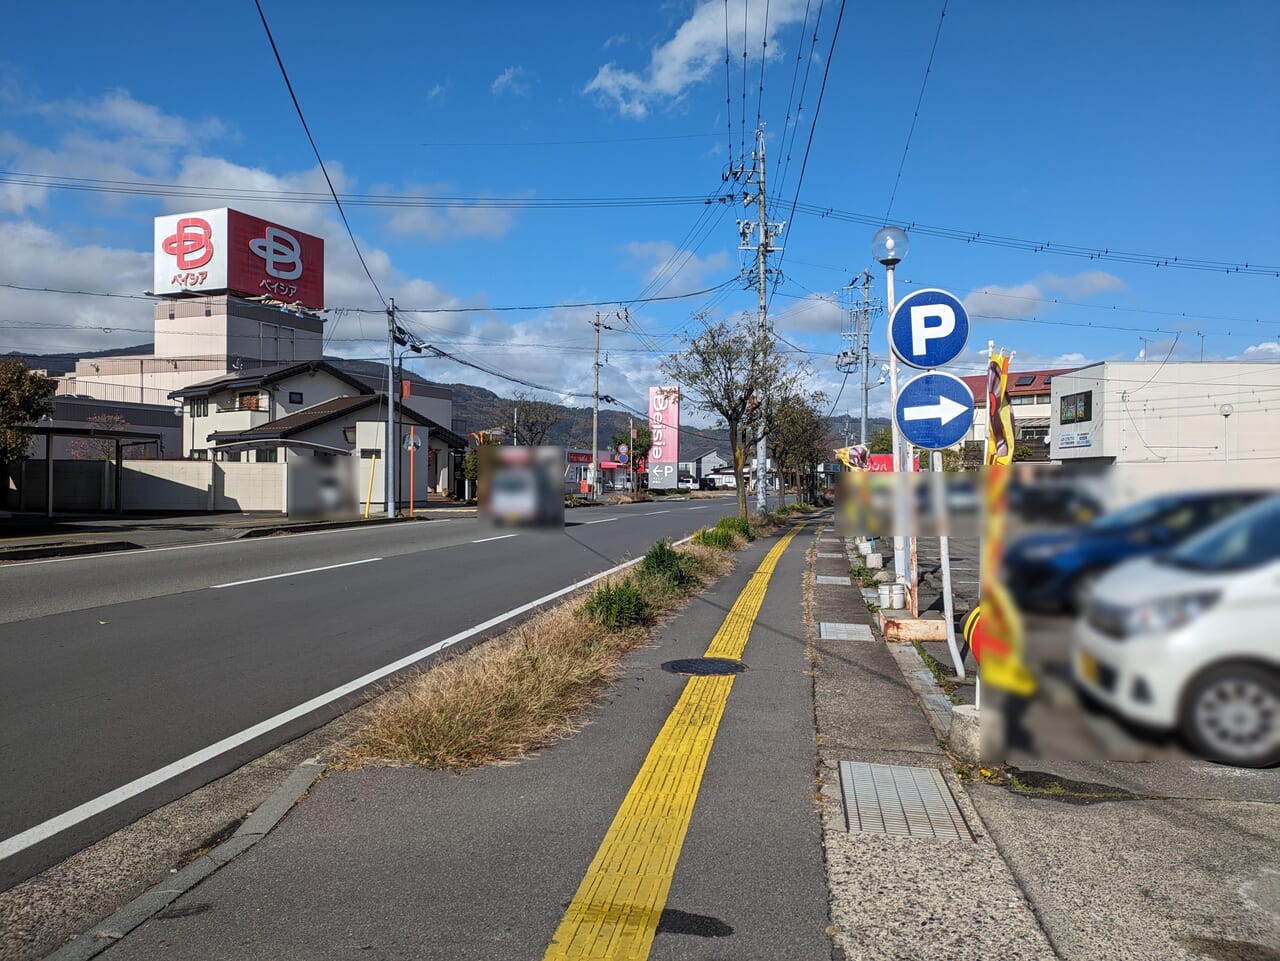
top-left (169, 361), bottom-right (373, 399)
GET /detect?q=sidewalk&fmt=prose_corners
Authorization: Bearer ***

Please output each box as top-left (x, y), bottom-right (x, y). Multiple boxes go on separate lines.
top-left (0, 500), bottom-right (473, 560)
top-left (35, 513), bottom-right (1277, 961)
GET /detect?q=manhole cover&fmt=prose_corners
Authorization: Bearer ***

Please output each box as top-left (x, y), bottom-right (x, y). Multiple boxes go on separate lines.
top-left (661, 657), bottom-right (748, 676)
top-left (838, 761), bottom-right (973, 841)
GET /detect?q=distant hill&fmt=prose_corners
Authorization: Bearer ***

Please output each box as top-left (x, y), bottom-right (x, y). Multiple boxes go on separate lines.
top-left (3, 344), bottom-right (153, 375)
top-left (6, 346), bottom-right (883, 456)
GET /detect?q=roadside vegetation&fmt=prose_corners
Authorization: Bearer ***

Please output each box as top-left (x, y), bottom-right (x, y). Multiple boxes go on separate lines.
top-left (343, 531), bottom-right (748, 772)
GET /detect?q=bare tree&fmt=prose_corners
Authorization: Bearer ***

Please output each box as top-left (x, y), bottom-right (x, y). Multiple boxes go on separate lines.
top-left (69, 414), bottom-right (129, 460)
top-left (510, 391), bottom-right (562, 447)
top-left (771, 390), bottom-right (831, 507)
top-left (661, 317), bottom-right (795, 520)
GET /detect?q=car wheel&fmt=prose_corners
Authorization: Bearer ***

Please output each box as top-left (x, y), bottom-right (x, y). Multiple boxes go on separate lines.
top-left (1179, 663), bottom-right (1280, 768)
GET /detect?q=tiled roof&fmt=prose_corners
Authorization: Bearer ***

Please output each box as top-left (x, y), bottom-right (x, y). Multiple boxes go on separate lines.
top-left (208, 394), bottom-right (468, 448)
top-left (960, 367), bottom-right (1075, 407)
top-left (169, 361), bottom-right (373, 399)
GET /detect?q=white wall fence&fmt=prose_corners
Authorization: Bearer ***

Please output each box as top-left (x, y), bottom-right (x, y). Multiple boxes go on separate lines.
top-left (12, 460), bottom-right (288, 513)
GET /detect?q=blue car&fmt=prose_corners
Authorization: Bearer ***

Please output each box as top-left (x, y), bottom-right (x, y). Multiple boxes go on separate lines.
top-left (1004, 489), bottom-right (1267, 613)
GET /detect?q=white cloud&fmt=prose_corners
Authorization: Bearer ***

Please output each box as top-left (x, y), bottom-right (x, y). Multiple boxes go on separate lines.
top-left (602, 33), bottom-right (629, 50)
top-left (962, 270), bottom-right (1127, 320)
top-left (1041, 270), bottom-right (1126, 299)
top-left (585, 0), bottom-right (807, 119)
top-left (775, 293), bottom-right (844, 334)
top-left (0, 220), bottom-right (153, 353)
top-left (426, 83), bottom-right (446, 101)
top-left (1239, 342), bottom-right (1280, 360)
top-left (624, 240), bottom-right (730, 295)
top-left (382, 183), bottom-right (517, 243)
top-left (491, 66), bottom-right (532, 96)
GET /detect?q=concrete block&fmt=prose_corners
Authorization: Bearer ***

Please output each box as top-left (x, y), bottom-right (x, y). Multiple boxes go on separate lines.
top-left (881, 616), bottom-right (948, 642)
top-left (948, 704), bottom-right (982, 765)
top-left (864, 552), bottom-right (883, 569)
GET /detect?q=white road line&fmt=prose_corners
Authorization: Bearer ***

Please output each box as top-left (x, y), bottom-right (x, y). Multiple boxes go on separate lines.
top-left (686, 506), bottom-right (710, 511)
top-left (0, 536), bottom-right (693, 866)
top-left (210, 557), bottom-right (383, 590)
top-left (642, 510), bottom-right (670, 515)
top-left (0, 520), bottom-right (460, 570)
top-left (472, 533), bottom-right (518, 543)
top-left (583, 518), bottom-right (618, 525)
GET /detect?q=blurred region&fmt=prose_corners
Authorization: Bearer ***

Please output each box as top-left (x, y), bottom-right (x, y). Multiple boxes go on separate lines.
top-left (477, 445), bottom-right (565, 529)
top-left (985, 463), bottom-right (1280, 768)
top-left (834, 462), bottom-right (980, 542)
top-left (284, 453), bottom-right (357, 518)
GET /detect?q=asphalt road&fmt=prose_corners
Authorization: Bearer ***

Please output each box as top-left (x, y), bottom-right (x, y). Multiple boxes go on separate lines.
top-left (0, 497), bottom-right (745, 891)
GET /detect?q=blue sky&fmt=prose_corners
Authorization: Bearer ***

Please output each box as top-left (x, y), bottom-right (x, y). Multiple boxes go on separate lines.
top-left (2, 1), bottom-right (1277, 423)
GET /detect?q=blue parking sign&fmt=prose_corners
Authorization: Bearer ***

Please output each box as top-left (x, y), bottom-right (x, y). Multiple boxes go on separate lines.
top-left (889, 288), bottom-right (970, 369)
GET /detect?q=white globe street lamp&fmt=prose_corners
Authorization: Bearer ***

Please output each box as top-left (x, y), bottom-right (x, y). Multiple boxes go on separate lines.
top-left (872, 227), bottom-right (910, 607)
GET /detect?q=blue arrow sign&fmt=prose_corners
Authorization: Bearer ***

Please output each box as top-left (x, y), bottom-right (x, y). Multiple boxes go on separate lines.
top-left (894, 371), bottom-right (976, 450)
top-left (888, 288), bottom-right (970, 369)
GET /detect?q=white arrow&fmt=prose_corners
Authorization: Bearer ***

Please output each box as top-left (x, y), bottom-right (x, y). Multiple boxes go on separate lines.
top-left (903, 394), bottom-right (969, 426)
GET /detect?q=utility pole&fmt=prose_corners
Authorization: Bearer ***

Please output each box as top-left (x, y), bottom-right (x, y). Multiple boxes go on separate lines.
top-left (591, 312), bottom-right (601, 501)
top-left (858, 270), bottom-right (873, 445)
top-left (1196, 330), bottom-right (1205, 363)
top-left (385, 297), bottom-right (397, 517)
top-left (739, 126), bottom-right (784, 513)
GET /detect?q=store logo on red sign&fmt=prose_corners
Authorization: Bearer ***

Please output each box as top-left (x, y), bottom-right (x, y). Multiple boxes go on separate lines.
top-left (161, 217), bottom-right (214, 270)
top-left (249, 226), bottom-right (303, 280)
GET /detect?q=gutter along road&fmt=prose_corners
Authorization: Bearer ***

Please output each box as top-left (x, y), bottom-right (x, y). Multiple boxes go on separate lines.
top-left (0, 498), bottom-right (743, 890)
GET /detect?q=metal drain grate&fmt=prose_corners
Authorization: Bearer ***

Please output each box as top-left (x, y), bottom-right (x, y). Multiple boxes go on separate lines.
top-left (838, 762), bottom-right (973, 841)
top-left (819, 622), bottom-right (874, 642)
top-left (816, 552), bottom-right (844, 559)
top-left (816, 575), bottom-right (852, 586)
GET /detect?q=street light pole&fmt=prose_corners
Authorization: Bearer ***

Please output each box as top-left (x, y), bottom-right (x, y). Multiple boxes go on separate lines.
top-left (872, 228), bottom-right (910, 608)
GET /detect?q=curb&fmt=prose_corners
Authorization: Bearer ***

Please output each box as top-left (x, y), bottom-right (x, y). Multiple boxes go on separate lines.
top-left (46, 759), bottom-right (326, 961)
top-left (0, 540), bottom-right (142, 563)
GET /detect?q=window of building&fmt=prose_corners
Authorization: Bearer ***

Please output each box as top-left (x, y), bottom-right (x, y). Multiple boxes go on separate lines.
top-left (1015, 375), bottom-right (1037, 386)
top-left (256, 449), bottom-right (278, 463)
top-left (190, 398), bottom-right (208, 417)
top-left (289, 391), bottom-right (303, 405)
top-left (237, 391), bottom-right (262, 411)
top-left (1010, 395), bottom-right (1043, 405)
top-left (189, 449), bottom-right (208, 460)
top-left (1019, 427), bottom-right (1049, 440)
top-left (222, 451), bottom-right (241, 462)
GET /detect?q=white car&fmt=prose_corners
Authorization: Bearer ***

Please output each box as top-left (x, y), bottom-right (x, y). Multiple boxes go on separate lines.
top-left (1073, 493), bottom-right (1280, 767)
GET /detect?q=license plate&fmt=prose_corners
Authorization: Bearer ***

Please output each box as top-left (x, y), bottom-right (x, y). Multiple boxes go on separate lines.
top-left (1078, 650), bottom-right (1100, 684)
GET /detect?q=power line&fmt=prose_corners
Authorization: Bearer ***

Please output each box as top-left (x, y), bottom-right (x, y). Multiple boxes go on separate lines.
top-left (362, 279), bottom-right (740, 314)
top-left (0, 172), bottom-right (713, 210)
top-left (755, 0), bottom-right (772, 135)
top-left (775, 0), bottom-right (824, 202)
top-left (793, 201), bottom-right (1280, 276)
top-left (419, 133), bottom-right (718, 147)
top-left (252, 0), bottom-right (385, 318)
top-left (774, 0), bottom-right (847, 287)
top-left (724, 0), bottom-right (736, 169)
top-left (884, 0), bottom-right (949, 220)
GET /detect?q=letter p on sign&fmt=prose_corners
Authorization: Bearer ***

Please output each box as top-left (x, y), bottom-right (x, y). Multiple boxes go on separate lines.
top-left (911, 304), bottom-right (955, 356)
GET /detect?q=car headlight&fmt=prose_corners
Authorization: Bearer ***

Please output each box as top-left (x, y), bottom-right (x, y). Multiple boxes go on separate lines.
top-left (1124, 591), bottom-right (1221, 636)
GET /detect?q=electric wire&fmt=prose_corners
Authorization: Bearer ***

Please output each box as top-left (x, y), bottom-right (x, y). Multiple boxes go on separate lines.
top-left (252, 0), bottom-right (385, 322)
top-left (884, 0), bottom-right (949, 220)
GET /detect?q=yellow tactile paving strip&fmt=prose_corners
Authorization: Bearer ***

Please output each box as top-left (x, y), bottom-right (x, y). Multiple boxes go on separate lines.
top-left (543, 524), bottom-right (803, 961)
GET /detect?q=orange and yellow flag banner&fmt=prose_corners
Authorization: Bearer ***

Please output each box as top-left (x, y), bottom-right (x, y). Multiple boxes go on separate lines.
top-left (985, 353), bottom-right (1016, 466)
